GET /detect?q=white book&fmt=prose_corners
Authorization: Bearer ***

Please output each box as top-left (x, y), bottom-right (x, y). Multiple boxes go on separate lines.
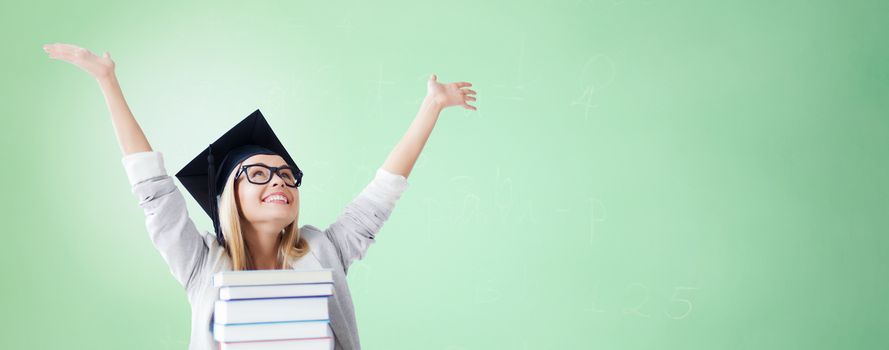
top-left (220, 336), bottom-right (333, 350)
top-left (214, 268), bottom-right (334, 287)
top-left (214, 319), bottom-right (331, 342)
top-left (215, 297), bottom-right (329, 324)
top-left (221, 283), bottom-right (334, 301)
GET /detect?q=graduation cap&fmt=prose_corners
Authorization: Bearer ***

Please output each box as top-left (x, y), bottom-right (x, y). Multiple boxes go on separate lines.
top-left (176, 109), bottom-right (302, 246)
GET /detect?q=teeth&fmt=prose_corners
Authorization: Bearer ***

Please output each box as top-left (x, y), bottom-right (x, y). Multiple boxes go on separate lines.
top-left (263, 195), bottom-right (288, 204)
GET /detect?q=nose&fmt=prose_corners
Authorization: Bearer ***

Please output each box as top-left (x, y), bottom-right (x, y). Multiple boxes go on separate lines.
top-left (269, 171), bottom-right (287, 187)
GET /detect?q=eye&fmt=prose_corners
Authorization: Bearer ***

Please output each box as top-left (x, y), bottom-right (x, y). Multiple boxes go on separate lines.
top-left (250, 170), bottom-right (265, 178)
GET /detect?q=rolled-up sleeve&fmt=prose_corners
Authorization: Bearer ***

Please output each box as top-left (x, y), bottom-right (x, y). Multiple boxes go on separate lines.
top-left (122, 151), bottom-right (208, 290)
top-left (324, 167), bottom-right (410, 273)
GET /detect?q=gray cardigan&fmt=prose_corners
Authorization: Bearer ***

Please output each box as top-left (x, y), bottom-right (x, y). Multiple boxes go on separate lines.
top-left (122, 151), bottom-right (410, 350)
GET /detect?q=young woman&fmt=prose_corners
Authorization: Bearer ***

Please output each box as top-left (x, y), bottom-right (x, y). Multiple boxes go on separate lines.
top-left (43, 43), bottom-right (477, 350)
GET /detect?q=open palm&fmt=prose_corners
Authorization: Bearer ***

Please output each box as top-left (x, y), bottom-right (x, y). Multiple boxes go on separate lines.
top-left (43, 43), bottom-right (115, 79)
top-left (426, 74), bottom-right (477, 111)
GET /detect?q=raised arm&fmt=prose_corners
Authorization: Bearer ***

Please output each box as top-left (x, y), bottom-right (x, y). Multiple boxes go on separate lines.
top-left (381, 74), bottom-right (477, 178)
top-left (43, 43), bottom-right (151, 156)
top-left (44, 43), bottom-right (208, 291)
top-left (324, 74), bottom-right (477, 272)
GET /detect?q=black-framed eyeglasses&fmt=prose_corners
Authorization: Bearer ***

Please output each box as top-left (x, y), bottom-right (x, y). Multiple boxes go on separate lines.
top-left (235, 164), bottom-right (303, 187)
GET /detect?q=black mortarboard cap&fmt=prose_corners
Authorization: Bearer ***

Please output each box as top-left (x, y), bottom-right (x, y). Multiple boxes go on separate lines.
top-left (175, 109), bottom-right (302, 246)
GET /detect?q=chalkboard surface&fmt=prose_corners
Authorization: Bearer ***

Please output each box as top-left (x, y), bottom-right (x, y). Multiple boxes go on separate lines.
top-left (5, 0), bottom-right (887, 348)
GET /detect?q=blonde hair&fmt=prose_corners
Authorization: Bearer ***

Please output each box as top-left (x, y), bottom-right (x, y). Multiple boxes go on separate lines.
top-left (217, 161), bottom-right (310, 270)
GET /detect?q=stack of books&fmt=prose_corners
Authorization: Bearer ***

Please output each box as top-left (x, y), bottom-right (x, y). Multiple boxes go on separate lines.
top-left (213, 268), bottom-right (335, 350)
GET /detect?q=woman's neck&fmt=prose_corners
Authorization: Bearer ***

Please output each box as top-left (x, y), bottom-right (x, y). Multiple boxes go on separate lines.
top-left (242, 223), bottom-right (283, 270)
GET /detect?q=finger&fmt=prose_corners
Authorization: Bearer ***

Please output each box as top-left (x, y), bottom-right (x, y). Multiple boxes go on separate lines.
top-left (43, 44), bottom-right (60, 55)
top-left (53, 45), bottom-right (90, 60)
top-left (50, 49), bottom-right (76, 62)
top-left (45, 44), bottom-right (74, 60)
top-left (72, 47), bottom-right (92, 59)
top-left (461, 88), bottom-right (477, 96)
top-left (53, 44), bottom-right (77, 56)
top-left (58, 49), bottom-right (76, 61)
top-left (53, 45), bottom-right (76, 59)
top-left (455, 82), bottom-right (472, 88)
top-left (58, 43), bottom-right (89, 55)
top-left (46, 49), bottom-right (63, 59)
top-left (430, 73), bottom-right (437, 82)
top-left (462, 102), bottom-right (477, 111)
top-left (465, 96), bottom-right (477, 102)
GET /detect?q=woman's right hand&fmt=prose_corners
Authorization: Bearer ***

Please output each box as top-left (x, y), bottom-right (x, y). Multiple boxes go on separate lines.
top-left (43, 43), bottom-right (115, 80)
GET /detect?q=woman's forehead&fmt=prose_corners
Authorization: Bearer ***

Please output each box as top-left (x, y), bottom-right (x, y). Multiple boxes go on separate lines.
top-left (243, 154), bottom-right (287, 165)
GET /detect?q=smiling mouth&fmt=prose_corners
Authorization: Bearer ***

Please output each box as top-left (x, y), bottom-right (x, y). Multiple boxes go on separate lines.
top-left (262, 195), bottom-right (289, 205)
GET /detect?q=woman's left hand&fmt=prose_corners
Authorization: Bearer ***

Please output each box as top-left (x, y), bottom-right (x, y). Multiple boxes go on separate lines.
top-left (426, 74), bottom-right (477, 111)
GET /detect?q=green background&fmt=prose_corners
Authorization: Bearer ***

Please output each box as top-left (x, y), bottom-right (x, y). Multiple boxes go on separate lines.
top-left (2, 0), bottom-right (888, 348)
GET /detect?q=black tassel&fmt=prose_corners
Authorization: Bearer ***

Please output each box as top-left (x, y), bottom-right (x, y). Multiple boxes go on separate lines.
top-left (207, 144), bottom-right (223, 246)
